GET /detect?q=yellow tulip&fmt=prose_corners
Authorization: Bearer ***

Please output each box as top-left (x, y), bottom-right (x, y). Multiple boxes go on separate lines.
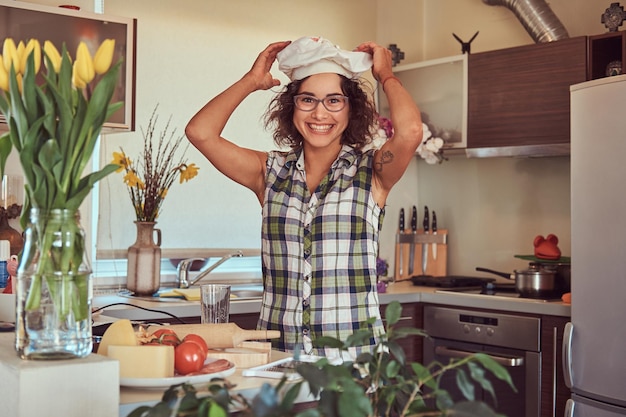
top-left (72, 64), bottom-right (86, 89)
top-left (43, 41), bottom-right (62, 73)
top-left (21, 39), bottom-right (42, 74)
top-left (0, 55), bottom-right (9, 91)
top-left (73, 42), bottom-right (95, 87)
top-left (93, 39), bottom-right (115, 75)
top-left (2, 38), bottom-right (19, 73)
top-left (16, 41), bottom-right (26, 74)
top-left (16, 73), bottom-right (23, 93)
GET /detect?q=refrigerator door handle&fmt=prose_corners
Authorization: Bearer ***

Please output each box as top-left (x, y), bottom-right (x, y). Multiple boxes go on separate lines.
top-left (562, 321), bottom-right (574, 389)
top-left (564, 398), bottom-right (575, 417)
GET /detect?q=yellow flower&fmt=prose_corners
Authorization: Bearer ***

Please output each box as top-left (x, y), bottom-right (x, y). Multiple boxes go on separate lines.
top-left (0, 55), bottom-right (8, 91)
top-left (72, 64), bottom-right (86, 89)
top-left (15, 73), bottom-right (23, 93)
top-left (73, 42), bottom-right (95, 87)
top-left (93, 39), bottom-right (115, 75)
top-left (43, 41), bottom-right (62, 73)
top-left (21, 39), bottom-right (42, 74)
top-left (124, 171), bottom-right (145, 189)
top-left (16, 41), bottom-right (25, 73)
top-left (2, 38), bottom-right (19, 73)
top-left (179, 163), bottom-right (200, 183)
top-left (111, 151), bottom-right (131, 172)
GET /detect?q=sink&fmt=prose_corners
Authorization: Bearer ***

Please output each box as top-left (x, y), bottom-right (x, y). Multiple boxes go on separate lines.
top-left (118, 284), bottom-right (264, 303)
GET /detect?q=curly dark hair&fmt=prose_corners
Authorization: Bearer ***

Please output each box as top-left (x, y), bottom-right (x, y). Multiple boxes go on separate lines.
top-left (264, 75), bottom-right (377, 150)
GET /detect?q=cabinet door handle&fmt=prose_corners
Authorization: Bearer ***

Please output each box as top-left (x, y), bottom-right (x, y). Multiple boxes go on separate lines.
top-left (435, 346), bottom-right (524, 367)
top-left (562, 322), bottom-right (574, 389)
top-left (382, 316), bottom-right (413, 324)
top-left (552, 327), bottom-right (558, 417)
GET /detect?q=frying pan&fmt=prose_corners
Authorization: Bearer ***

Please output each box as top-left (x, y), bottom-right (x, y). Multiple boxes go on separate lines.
top-left (476, 266), bottom-right (567, 299)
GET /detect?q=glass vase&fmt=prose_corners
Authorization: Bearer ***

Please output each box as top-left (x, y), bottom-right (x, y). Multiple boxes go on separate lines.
top-left (126, 221), bottom-right (162, 296)
top-left (16, 209), bottom-right (92, 359)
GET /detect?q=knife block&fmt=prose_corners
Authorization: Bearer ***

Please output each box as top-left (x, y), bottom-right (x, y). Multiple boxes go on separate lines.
top-left (394, 229), bottom-right (447, 280)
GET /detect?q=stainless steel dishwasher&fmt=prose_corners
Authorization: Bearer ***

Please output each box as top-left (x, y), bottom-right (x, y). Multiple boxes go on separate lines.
top-left (423, 305), bottom-right (541, 417)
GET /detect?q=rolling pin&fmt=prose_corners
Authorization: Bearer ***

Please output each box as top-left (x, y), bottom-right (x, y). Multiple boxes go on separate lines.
top-left (147, 323), bottom-right (281, 349)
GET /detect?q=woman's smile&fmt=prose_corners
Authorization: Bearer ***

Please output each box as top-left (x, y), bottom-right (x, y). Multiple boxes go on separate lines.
top-left (307, 123), bottom-right (335, 134)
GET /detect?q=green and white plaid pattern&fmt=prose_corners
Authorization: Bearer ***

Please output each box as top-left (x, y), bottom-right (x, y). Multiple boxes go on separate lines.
top-left (259, 145), bottom-right (385, 358)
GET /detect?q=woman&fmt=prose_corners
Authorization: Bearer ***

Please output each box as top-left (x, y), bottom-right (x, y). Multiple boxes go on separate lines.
top-left (186, 37), bottom-right (422, 357)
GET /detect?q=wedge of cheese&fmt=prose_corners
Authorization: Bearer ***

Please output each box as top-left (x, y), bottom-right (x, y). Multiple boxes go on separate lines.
top-left (107, 345), bottom-right (175, 378)
top-left (97, 319), bottom-right (137, 356)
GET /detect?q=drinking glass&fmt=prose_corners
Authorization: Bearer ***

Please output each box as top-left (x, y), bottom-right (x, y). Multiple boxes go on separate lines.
top-left (200, 284), bottom-right (230, 324)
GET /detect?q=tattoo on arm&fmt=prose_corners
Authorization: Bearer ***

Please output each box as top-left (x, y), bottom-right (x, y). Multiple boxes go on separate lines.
top-left (374, 150), bottom-right (394, 172)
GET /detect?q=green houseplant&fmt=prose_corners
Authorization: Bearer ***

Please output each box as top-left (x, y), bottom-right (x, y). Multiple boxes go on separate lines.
top-left (0, 37), bottom-right (122, 358)
top-left (128, 301), bottom-right (515, 417)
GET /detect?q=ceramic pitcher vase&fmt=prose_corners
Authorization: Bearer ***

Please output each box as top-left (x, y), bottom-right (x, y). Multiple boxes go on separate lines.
top-left (126, 221), bottom-right (162, 296)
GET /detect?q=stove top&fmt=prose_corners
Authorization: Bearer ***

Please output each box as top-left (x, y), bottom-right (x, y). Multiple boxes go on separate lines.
top-left (412, 275), bottom-right (563, 302)
top-left (436, 284), bottom-right (563, 302)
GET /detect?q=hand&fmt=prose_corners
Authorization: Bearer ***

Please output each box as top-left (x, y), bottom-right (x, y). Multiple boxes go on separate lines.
top-left (354, 41), bottom-right (394, 83)
top-left (245, 41), bottom-right (291, 91)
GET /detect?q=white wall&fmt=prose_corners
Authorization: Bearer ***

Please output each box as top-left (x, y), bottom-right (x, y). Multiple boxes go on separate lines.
top-left (94, 0), bottom-right (378, 252)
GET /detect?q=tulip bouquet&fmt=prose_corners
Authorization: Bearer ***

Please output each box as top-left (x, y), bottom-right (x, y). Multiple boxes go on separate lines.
top-left (0, 37), bottom-right (122, 324)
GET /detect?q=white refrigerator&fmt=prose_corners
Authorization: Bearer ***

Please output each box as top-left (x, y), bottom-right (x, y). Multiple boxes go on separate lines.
top-left (564, 74), bottom-right (626, 416)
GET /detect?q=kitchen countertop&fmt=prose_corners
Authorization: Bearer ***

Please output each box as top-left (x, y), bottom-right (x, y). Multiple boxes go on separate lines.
top-left (93, 280), bottom-right (570, 415)
top-left (94, 280), bottom-right (571, 323)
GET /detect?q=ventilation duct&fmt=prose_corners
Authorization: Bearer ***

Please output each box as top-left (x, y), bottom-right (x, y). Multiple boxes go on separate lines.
top-left (483, 0), bottom-right (569, 43)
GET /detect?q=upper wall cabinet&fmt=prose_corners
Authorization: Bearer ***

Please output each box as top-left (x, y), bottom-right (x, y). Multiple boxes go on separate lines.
top-left (466, 36), bottom-right (587, 158)
top-left (588, 31), bottom-right (626, 80)
top-left (378, 55), bottom-right (467, 150)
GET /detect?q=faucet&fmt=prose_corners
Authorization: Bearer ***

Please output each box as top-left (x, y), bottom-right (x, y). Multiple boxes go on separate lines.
top-left (176, 250), bottom-right (244, 288)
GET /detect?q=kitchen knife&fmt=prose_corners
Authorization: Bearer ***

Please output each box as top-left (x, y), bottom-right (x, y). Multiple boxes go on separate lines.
top-left (398, 208), bottom-right (405, 277)
top-left (422, 206), bottom-right (429, 275)
top-left (408, 206), bottom-right (417, 275)
top-left (432, 211), bottom-right (438, 260)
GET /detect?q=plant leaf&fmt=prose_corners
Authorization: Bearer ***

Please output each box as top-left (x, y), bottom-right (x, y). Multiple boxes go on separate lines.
top-left (0, 133), bottom-right (12, 177)
top-left (455, 367), bottom-right (476, 400)
top-left (384, 300), bottom-right (402, 326)
top-left (472, 352), bottom-right (517, 391)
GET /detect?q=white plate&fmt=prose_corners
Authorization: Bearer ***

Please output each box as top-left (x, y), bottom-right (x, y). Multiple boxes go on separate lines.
top-left (120, 360), bottom-right (236, 389)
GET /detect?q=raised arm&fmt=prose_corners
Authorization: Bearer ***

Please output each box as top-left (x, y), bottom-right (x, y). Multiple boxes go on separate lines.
top-left (354, 42), bottom-right (423, 196)
top-left (185, 41), bottom-right (291, 203)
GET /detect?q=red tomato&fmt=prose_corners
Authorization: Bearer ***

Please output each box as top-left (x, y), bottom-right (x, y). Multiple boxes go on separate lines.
top-left (174, 341), bottom-right (206, 375)
top-left (149, 329), bottom-right (180, 346)
top-left (183, 334), bottom-right (209, 356)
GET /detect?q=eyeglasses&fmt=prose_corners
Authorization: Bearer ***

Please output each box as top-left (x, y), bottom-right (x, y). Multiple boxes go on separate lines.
top-left (293, 94), bottom-right (349, 112)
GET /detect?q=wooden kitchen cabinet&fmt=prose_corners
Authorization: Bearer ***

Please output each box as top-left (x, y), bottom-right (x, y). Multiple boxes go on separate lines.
top-left (540, 315), bottom-right (570, 417)
top-left (467, 36), bottom-right (587, 157)
top-left (380, 302), bottom-right (423, 363)
top-left (588, 31), bottom-right (626, 79)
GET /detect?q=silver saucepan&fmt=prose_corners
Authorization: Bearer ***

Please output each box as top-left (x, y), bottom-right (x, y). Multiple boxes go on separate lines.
top-left (476, 265), bottom-right (567, 299)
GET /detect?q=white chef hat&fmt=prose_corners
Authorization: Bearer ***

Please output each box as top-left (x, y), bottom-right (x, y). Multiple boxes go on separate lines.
top-left (277, 36), bottom-right (372, 81)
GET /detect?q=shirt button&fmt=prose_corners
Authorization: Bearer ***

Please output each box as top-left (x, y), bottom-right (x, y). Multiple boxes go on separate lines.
top-left (303, 298), bottom-right (309, 307)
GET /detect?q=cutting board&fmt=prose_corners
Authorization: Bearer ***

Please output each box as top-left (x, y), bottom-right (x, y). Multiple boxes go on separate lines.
top-left (205, 341), bottom-right (271, 368)
top-left (147, 323), bottom-right (280, 349)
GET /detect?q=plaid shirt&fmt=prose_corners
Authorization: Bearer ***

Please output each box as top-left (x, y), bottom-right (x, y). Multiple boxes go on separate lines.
top-left (259, 144), bottom-right (385, 358)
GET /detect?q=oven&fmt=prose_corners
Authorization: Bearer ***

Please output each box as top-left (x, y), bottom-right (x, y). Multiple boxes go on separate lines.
top-left (423, 305), bottom-right (541, 417)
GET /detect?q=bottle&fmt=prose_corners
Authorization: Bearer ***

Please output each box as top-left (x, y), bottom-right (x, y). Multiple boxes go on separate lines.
top-left (0, 240), bottom-right (9, 289)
